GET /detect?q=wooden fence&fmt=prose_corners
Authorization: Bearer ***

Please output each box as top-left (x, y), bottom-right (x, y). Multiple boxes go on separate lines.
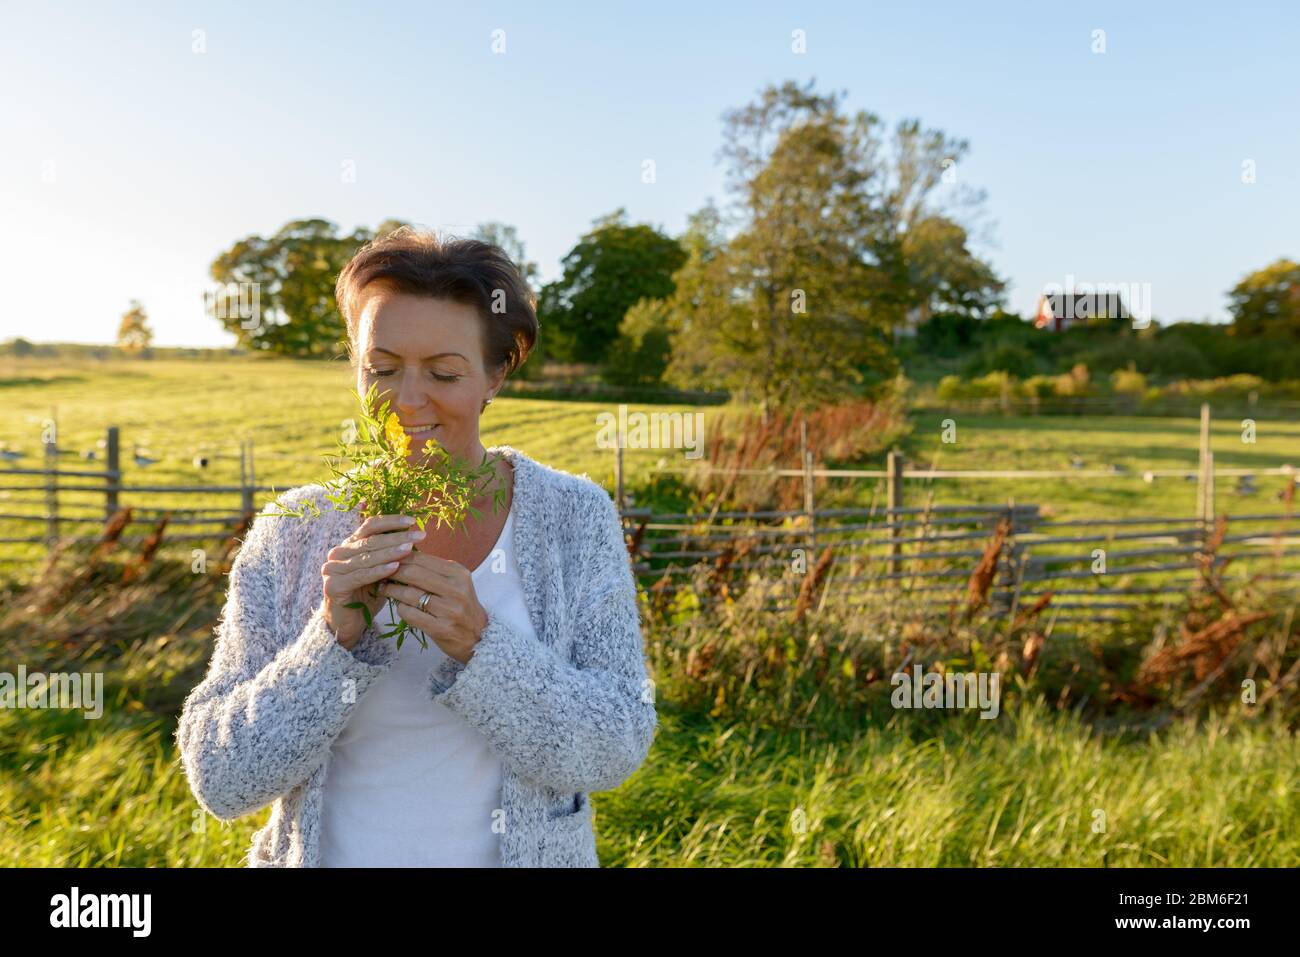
top-left (608, 403), bottom-right (1300, 624)
top-left (0, 426), bottom-right (271, 560)
top-left (620, 502), bottom-right (1300, 625)
top-left (910, 393), bottom-right (1300, 419)
top-left (2, 408), bottom-right (1298, 630)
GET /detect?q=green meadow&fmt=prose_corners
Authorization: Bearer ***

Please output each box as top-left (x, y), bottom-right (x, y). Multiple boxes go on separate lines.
top-left (3, 356), bottom-right (1296, 525)
top-left (0, 355), bottom-right (1296, 867)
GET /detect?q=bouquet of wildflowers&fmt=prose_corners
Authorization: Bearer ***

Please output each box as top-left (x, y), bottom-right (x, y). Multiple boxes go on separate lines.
top-left (265, 382), bottom-right (506, 649)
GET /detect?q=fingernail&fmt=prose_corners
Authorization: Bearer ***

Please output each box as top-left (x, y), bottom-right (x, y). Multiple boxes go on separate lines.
top-left (384, 561), bottom-right (400, 569)
top-left (397, 542), bottom-right (413, 552)
top-left (401, 516), bottom-right (417, 526)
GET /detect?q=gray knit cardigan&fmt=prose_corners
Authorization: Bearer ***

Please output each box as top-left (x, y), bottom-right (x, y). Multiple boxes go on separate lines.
top-left (175, 445), bottom-right (658, 867)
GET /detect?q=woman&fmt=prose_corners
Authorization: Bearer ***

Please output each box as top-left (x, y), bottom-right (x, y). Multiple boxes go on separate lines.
top-left (175, 227), bottom-right (658, 867)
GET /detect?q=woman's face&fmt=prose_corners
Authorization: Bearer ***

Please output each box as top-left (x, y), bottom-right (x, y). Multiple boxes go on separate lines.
top-left (354, 286), bottom-right (505, 468)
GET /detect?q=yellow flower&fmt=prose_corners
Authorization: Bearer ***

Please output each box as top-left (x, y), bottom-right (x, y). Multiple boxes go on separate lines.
top-left (384, 412), bottom-right (411, 459)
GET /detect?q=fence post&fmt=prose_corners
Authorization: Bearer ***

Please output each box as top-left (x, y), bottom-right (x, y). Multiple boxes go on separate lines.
top-left (614, 439), bottom-right (625, 512)
top-left (801, 418), bottom-right (816, 563)
top-left (887, 448), bottom-right (904, 561)
top-left (44, 417), bottom-right (59, 550)
top-left (104, 426), bottom-right (120, 520)
top-left (1204, 450), bottom-right (1215, 526)
top-left (1196, 402), bottom-right (1211, 535)
top-left (240, 440), bottom-right (254, 517)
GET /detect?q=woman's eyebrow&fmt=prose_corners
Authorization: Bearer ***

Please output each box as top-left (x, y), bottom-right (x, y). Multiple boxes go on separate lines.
top-left (370, 347), bottom-right (468, 361)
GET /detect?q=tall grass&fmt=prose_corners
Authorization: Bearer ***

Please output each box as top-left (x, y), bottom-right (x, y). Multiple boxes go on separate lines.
top-left (599, 697), bottom-right (1298, 867)
top-left (2, 532), bottom-right (1295, 867)
top-left (1, 355), bottom-right (1297, 866)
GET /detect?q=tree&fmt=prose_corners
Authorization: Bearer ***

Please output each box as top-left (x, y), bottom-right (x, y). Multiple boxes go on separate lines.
top-left (602, 297), bottom-right (674, 387)
top-left (882, 117), bottom-right (988, 237)
top-left (207, 218), bottom-right (376, 356)
top-left (879, 118), bottom-right (1004, 326)
top-left (117, 300), bottom-right (153, 354)
top-left (470, 221), bottom-right (541, 288)
top-left (902, 215), bottom-right (1006, 323)
top-left (1228, 258), bottom-right (1300, 338)
top-left (537, 209), bottom-right (687, 364)
top-left (663, 79), bottom-right (905, 414)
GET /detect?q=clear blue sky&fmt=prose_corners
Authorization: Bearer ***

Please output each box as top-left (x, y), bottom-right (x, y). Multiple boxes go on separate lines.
top-left (2, 0), bottom-right (1296, 347)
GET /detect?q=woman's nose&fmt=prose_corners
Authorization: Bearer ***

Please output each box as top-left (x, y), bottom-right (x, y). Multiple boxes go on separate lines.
top-left (393, 370), bottom-right (431, 410)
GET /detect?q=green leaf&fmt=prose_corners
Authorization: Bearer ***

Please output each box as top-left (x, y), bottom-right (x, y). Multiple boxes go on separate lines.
top-left (343, 600), bottom-right (374, 627)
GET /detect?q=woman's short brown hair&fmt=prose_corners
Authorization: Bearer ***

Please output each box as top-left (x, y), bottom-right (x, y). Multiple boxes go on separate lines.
top-left (336, 226), bottom-right (538, 376)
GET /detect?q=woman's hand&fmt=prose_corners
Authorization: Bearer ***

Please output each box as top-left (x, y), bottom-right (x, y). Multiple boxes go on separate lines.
top-left (322, 514), bottom-right (426, 651)
top-left (378, 552), bottom-right (489, 663)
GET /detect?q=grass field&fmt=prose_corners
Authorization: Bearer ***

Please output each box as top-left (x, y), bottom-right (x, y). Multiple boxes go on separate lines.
top-left (0, 355), bottom-right (703, 576)
top-left (1, 355), bottom-right (1297, 866)
top-left (897, 410), bottom-right (1298, 520)
top-left (4, 355), bottom-right (1295, 542)
top-left (3, 688), bottom-right (1294, 867)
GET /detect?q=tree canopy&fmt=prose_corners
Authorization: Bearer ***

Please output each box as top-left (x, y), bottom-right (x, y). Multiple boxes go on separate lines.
top-left (536, 209), bottom-right (686, 364)
top-left (1228, 258), bottom-right (1300, 338)
top-left (663, 80), bottom-right (910, 412)
top-left (207, 218), bottom-right (536, 358)
top-left (208, 218), bottom-right (374, 357)
top-left (116, 299), bottom-right (153, 354)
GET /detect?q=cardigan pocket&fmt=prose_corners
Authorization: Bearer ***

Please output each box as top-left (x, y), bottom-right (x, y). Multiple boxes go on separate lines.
top-left (538, 791), bottom-right (598, 868)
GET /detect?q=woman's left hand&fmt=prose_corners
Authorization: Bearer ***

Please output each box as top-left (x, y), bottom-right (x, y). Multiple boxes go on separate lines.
top-left (379, 552), bottom-right (489, 663)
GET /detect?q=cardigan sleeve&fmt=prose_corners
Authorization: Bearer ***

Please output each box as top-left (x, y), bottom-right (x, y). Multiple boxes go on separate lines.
top-left (174, 493), bottom-right (392, 822)
top-left (428, 485), bottom-right (658, 794)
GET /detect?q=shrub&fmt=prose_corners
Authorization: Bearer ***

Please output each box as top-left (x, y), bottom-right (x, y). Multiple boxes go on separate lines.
top-left (1020, 375), bottom-right (1059, 399)
top-left (1053, 363), bottom-right (1091, 397)
top-left (1110, 365), bottom-right (1147, 395)
top-left (936, 374), bottom-right (965, 401)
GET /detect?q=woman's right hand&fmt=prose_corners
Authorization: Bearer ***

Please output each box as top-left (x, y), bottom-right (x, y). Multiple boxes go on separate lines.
top-left (322, 513), bottom-right (425, 651)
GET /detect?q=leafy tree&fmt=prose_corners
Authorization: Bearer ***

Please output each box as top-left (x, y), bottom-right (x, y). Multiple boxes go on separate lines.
top-left (882, 118), bottom-right (987, 235)
top-left (602, 297), bottom-right (674, 387)
top-left (901, 215), bottom-right (1006, 322)
top-left (117, 300), bottom-right (153, 354)
top-left (873, 117), bottom-right (1004, 326)
top-left (537, 209), bottom-right (686, 364)
top-left (663, 79), bottom-right (905, 415)
top-left (1228, 258), bottom-right (1300, 338)
top-left (208, 218), bottom-right (378, 356)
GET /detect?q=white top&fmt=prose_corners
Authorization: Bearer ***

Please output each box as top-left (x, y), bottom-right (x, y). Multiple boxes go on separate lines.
top-left (319, 501), bottom-right (530, 867)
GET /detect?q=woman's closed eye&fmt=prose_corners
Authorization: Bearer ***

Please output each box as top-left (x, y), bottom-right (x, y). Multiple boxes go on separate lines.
top-left (370, 369), bottom-right (460, 382)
